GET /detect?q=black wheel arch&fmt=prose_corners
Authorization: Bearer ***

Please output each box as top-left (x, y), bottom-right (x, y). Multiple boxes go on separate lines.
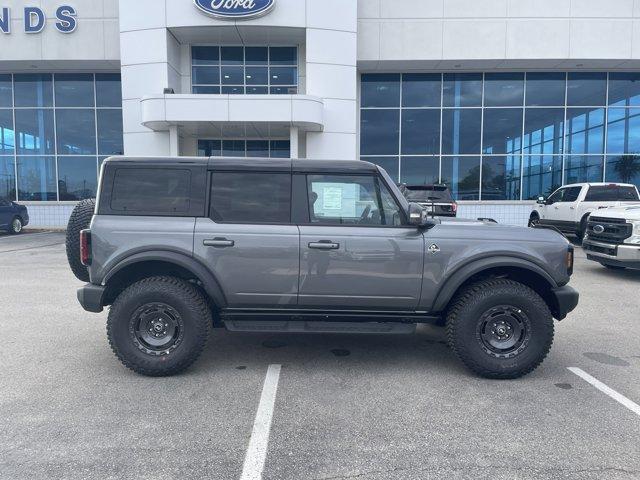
top-left (432, 256), bottom-right (559, 315)
top-left (101, 251), bottom-right (227, 310)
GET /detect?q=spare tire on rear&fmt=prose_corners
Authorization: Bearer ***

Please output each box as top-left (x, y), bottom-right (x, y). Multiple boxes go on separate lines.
top-left (66, 198), bottom-right (96, 282)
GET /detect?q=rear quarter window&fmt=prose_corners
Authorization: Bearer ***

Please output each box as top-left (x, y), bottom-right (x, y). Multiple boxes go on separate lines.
top-left (110, 168), bottom-right (191, 214)
top-left (585, 185), bottom-right (639, 202)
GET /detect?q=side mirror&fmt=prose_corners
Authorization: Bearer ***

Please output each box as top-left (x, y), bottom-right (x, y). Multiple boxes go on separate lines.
top-left (537, 196), bottom-right (547, 205)
top-left (408, 202), bottom-right (435, 228)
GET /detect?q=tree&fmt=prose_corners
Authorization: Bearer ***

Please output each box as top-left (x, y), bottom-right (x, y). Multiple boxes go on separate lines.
top-left (613, 154), bottom-right (640, 184)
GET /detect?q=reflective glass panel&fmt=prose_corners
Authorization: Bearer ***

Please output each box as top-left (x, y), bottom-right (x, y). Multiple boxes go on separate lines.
top-left (482, 108), bottom-right (523, 154)
top-left (270, 67), bottom-right (296, 86)
top-left (15, 109), bottom-right (55, 155)
top-left (401, 109), bottom-right (440, 155)
top-left (441, 156), bottom-right (480, 200)
top-left (0, 74), bottom-right (12, 108)
top-left (96, 73), bottom-right (122, 107)
top-left (524, 108), bottom-right (564, 155)
top-left (567, 72), bottom-right (606, 106)
top-left (0, 157), bottom-right (15, 200)
top-left (400, 156), bottom-right (440, 185)
top-left (606, 155), bottom-right (640, 188)
top-left (269, 47), bottom-right (297, 66)
top-left (0, 109), bottom-right (15, 154)
top-left (198, 140), bottom-right (221, 156)
top-left (54, 73), bottom-right (94, 107)
top-left (247, 86), bottom-right (268, 94)
top-left (192, 86), bottom-right (220, 94)
top-left (481, 156), bottom-right (521, 200)
top-left (606, 108), bottom-right (640, 154)
top-left (247, 140), bottom-right (270, 157)
top-left (245, 67), bottom-right (268, 85)
top-left (192, 46), bottom-right (219, 66)
top-left (484, 73), bottom-right (524, 107)
top-left (56, 109), bottom-right (96, 155)
top-left (360, 109), bottom-right (400, 156)
top-left (565, 108), bottom-right (605, 154)
top-left (608, 72), bottom-right (640, 107)
top-left (245, 47), bottom-right (268, 66)
top-left (361, 74), bottom-right (401, 108)
top-left (365, 157), bottom-right (399, 182)
top-left (222, 86), bottom-right (244, 95)
top-left (525, 72), bottom-right (566, 106)
top-left (270, 140), bottom-right (290, 158)
top-left (442, 109), bottom-right (482, 155)
top-left (402, 73), bottom-right (441, 108)
top-left (443, 73), bottom-right (482, 107)
top-left (522, 155), bottom-right (563, 200)
top-left (14, 74), bottom-right (53, 107)
top-left (57, 156), bottom-right (97, 200)
top-left (221, 47), bottom-right (244, 65)
top-left (564, 155), bottom-right (604, 184)
top-left (16, 156), bottom-right (56, 201)
top-left (221, 67), bottom-right (244, 85)
top-left (222, 140), bottom-right (246, 157)
top-left (97, 109), bottom-right (124, 155)
top-left (192, 66), bottom-right (220, 85)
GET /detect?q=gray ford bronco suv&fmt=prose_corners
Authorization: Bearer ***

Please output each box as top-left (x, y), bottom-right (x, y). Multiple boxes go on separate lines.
top-left (73, 157), bottom-right (579, 379)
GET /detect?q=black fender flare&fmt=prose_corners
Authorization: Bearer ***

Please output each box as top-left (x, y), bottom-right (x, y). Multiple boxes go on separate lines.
top-left (103, 250), bottom-right (227, 309)
top-left (431, 255), bottom-right (558, 313)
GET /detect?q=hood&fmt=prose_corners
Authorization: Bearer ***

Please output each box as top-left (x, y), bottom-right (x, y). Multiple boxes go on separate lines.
top-left (591, 204), bottom-right (640, 220)
top-left (430, 218), bottom-right (569, 245)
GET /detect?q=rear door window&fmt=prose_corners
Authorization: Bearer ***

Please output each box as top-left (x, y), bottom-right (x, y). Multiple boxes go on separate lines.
top-left (209, 172), bottom-right (291, 224)
top-left (110, 168), bottom-right (191, 214)
top-left (585, 185), bottom-right (639, 201)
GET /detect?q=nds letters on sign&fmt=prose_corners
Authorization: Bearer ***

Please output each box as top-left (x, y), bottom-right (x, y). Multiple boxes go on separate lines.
top-left (194, 0), bottom-right (275, 19)
top-left (0, 5), bottom-right (77, 34)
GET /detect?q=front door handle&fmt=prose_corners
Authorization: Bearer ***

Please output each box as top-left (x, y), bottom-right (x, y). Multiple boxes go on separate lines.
top-left (203, 238), bottom-right (235, 248)
top-left (308, 241), bottom-right (340, 250)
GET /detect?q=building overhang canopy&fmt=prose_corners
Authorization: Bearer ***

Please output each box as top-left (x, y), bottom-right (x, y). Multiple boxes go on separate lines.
top-left (140, 94), bottom-right (324, 133)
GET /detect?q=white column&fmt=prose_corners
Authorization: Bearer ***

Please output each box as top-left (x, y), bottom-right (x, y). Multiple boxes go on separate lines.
top-left (169, 126), bottom-right (179, 156)
top-left (289, 126), bottom-right (299, 159)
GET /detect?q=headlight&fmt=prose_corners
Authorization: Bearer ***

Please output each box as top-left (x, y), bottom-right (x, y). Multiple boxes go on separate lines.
top-left (625, 220), bottom-right (640, 244)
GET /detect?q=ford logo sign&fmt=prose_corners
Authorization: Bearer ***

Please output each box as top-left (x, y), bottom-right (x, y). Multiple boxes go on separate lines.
top-left (194, 0), bottom-right (275, 19)
top-left (593, 225), bottom-right (605, 234)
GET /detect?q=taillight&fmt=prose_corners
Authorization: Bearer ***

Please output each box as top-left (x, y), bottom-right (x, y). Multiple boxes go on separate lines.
top-left (566, 245), bottom-right (574, 276)
top-left (80, 229), bottom-right (92, 266)
top-left (452, 202), bottom-right (458, 213)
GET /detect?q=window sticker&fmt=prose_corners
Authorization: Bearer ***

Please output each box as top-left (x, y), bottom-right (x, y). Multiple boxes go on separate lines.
top-left (322, 186), bottom-right (343, 210)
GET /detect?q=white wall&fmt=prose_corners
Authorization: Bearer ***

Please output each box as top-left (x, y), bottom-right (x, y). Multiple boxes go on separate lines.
top-left (357, 0), bottom-right (640, 70)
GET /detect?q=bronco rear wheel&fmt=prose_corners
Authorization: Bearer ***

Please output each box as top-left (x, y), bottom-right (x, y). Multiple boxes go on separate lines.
top-left (446, 278), bottom-right (554, 379)
top-left (107, 276), bottom-right (212, 376)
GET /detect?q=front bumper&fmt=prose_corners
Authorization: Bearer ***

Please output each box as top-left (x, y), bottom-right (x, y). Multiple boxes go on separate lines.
top-left (77, 283), bottom-right (106, 313)
top-left (550, 285), bottom-right (579, 320)
top-left (583, 239), bottom-right (640, 268)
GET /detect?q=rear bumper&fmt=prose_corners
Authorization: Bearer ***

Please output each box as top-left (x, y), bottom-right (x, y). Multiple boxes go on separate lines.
top-left (583, 239), bottom-right (640, 268)
top-left (77, 284), bottom-right (105, 313)
top-left (550, 285), bottom-right (579, 320)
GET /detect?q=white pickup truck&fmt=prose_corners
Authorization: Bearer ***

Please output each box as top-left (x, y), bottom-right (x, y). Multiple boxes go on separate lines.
top-left (583, 205), bottom-right (640, 270)
top-left (528, 183), bottom-right (640, 240)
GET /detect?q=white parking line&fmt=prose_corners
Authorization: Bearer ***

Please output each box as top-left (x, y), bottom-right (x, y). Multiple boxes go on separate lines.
top-left (240, 364), bottom-right (282, 480)
top-left (568, 367), bottom-right (640, 417)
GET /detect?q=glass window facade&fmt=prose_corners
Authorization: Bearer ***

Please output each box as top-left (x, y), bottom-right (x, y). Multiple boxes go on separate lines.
top-left (191, 46), bottom-right (298, 95)
top-left (197, 139), bottom-right (291, 158)
top-left (0, 73), bottom-right (123, 202)
top-left (360, 72), bottom-right (640, 200)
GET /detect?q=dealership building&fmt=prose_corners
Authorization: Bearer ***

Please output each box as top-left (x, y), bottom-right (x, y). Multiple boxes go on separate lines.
top-left (2, 0), bottom-right (640, 227)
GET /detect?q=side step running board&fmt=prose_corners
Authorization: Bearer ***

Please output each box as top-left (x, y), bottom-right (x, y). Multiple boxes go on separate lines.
top-left (224, 320), bottom-right (417, 335)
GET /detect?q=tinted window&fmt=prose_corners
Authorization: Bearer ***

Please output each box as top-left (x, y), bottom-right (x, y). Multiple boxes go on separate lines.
top-left (0, 109), bottom-right (15, 154)
top-left (0, 74), bottom-right (12, 108)
top-left (443, 73), bottom-right (482, 107)
top-left (484, 73), bottom-right (524, 107)
top-left (585, 185), bottom-right (639, 201)
top-left (360, 109), bottom-right (400, 155)
top-left (15, 109), bottom-right (55, 154)
top-left (54, 73), bottom-right (94, 107)
top-left (554, 186), bottom-right (582, 202)
top-left (57, 156), bottom-right (97, 200)
top-left (440, 156), bottom-right (480, 200)
top-left (361, 74), bottom-right (400, 108)
top-left (307, 174), bottom-right (401, 226)
top-left (442, 109), bottom-right (482, 154)
top-left (16, 156), bottom-right (57, 201)
top-left (402, 73), bottom-right (441, 107)
top-left (14, 74), bottom-right (53, 107)
top-left (567, 73), bottom-right (606, 106)
top-left (210, 172), bottom-right (291, 224)
top-left (111, 169), bottom-right (191, 214)
top-left (56, 109), bottom-right (96, 155)
top-left (96, 73), bottom-right (122, 107)
top-left (482, 108), bottom-right (523, 154)
top-left (401, 109), bottom-right (440, 155)
top-left (400, 156), bottom-right (439, 185)
top-left (525, 72), bottom-right (566, 106)
top-left (403, 187), bottom-right (452, 202)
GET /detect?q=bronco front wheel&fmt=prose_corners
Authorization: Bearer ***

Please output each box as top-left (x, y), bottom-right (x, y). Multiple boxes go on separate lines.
top-left (446, 278), bottom-right (554, 379)
top-left (107, 276), bottom-right (212, 376)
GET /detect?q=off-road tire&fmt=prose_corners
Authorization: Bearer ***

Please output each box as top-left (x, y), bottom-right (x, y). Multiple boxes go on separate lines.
top-left (107, 276), bottom-right (212, 376)
top-left (446, 278), bottom-right (554, 379)
top-left (9, 216), bottom-right (23, 234)
top-left (65, 198), bottom-right (95, 282)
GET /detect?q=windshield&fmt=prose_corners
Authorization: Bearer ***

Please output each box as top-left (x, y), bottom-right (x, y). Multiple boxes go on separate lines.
top-left (404, 187), bottom-right (453, 202)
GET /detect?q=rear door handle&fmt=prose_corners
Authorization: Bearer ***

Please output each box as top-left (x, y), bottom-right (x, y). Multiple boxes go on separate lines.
top-left (203, 238), bottom-right (235, 248)
top-left (308, 241), bottom-right (340, 250)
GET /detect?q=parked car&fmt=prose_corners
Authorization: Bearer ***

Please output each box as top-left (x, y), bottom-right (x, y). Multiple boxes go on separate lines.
top-left (398, 184), bottom-right (457, 217)
top-left (583, 205), bottom-right (640, 270)
top-left (71, 157), bottom-right (578, 379)
top-left (528, 183), bottom-right (640, 239)
top-left (0, 197), bottom-right (29, 234)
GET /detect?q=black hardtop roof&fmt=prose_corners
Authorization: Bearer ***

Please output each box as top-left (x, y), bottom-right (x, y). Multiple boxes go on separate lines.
top-left (102, 156), bottom-right (379, 174)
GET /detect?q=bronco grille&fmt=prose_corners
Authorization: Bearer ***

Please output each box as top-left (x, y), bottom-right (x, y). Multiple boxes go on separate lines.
top-left (586, 217), bottom-right (632, 245)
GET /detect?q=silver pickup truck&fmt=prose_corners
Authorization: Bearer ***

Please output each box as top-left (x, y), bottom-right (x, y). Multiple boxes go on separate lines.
top-left (69, 157), bottom-right (579, 379)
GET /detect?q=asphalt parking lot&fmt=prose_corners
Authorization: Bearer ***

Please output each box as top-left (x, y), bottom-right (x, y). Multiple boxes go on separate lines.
top-left (1, 231), bottom-right (639, 480)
